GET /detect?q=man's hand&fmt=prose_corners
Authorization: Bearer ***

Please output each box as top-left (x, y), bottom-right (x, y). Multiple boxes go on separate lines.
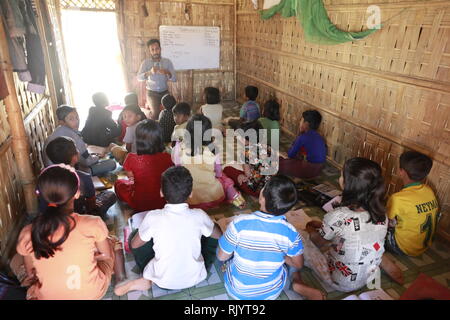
top-left (158, 68), bottom-right (171, 77)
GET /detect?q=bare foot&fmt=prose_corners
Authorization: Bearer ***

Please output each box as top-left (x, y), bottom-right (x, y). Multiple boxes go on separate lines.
top-left (114, 278), bottom-right (152, 296)
top-left (292, 271), bottom-right (326, 300)
top-left (380, 255), bottom-right (404, 285)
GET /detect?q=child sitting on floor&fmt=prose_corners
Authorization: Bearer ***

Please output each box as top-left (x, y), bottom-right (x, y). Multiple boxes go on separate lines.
top-left (43, 105), bottom-right (116, 176)
top-left (171, 102), bottom-right (191, 145)
top-left (303, 157), bottom-right (389, 293)
top-left (44, 137), bottom-right (116, 215)
top-left (12, 165), bottom-right (125, 299)
top-left (386, 151), bottom-right (439, 257)
top-left (258, 99), bottom-right (280, 147)
top-left (114, 119), bottom-right (173, 213)
top-left (217, 175), bottom-right (322, 300)
top-left (81, 92), bottom-right (120, 147)
top-left (158, 94), bottom-right (177, 144)
top-left (172, 114), bottom-right (246, 209)
top-left (117, 92), bottom-right (143, 143)
top-left (240, 85), bottom-right (260, 123)
top-left (223, 120), bottom-right (277, 198)
top-left (122, 105), bottom-right (147, 154)
top-left (278, 109), bottom-right (327, 179)
top-left (200, 87), bottom-right (223, 131)
top-left (114, 166), bottom-right (222, 295)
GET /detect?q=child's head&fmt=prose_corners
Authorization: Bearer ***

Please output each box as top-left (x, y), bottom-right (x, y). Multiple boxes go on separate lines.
top-left (185, 114), bottom-right (213, 156)
top-left (263, 100), bottom-right (280, 121)
top-left (56, 105), bottom-right (79, 131)
top-left (204, 87), bottom-right (221, 105)
top-left (172, 102), bottom-right (191, 125)
top-left (161, 94), bottom-right (177, 111)
top-left (122, 105), bottom-right (146, 127)
top-left (124, 92), bottom-right (139, 107)
top-left (135, 119), bottom-right (164, 155)
top-left (259, 175), bottom-right (297, 216)
top-left (33, 165), bottom-right (80, 259)
top-left (92, 92), bottom-right (109, 108)
top-left (300, 109), bottom-right (322, 131)
top-left (399, 151), bottom-right (433, 182)
top-left (46, 136), bottom-right (79, 166)
top-left (339, 157), bottom-right (385, 224)
top-left (161, 166), bottom-right (193, 204)
top-left (245, 86), bottom-right (258, 101)
top-left (239, 120), bottom-right (264, 144)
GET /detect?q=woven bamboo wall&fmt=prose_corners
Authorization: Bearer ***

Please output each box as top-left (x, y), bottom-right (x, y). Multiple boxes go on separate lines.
top-left (0, 99), bottom-right (25, 251)
top-left (236, 0), bottom-right (450, 240)
top-left (120, 0), bottom-right (235, 109)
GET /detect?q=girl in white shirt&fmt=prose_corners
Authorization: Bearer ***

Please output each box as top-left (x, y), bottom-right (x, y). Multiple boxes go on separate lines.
top-left (200, 87), bottom-right (223, 131)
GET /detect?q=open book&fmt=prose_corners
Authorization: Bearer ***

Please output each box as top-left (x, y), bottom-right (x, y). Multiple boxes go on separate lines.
top-left (313, 183), bottom-right (342, 198)
top-left (343, 289), bottom-right (393, 300)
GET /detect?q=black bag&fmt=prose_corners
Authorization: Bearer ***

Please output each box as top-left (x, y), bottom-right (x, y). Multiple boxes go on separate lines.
top-left (0, 271), bottom-right (26, 300)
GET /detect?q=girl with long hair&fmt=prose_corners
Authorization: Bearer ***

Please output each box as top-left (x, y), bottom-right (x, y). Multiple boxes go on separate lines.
top-left (13, 165), bottom-right (125, 299)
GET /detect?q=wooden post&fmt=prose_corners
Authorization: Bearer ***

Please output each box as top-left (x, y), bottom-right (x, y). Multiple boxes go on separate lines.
top-left (0, 17), bottom-right (38, 215)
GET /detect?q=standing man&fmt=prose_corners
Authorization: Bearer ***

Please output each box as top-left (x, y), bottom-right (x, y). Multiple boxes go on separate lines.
top-left (137, 39), bottom-right (176, 120)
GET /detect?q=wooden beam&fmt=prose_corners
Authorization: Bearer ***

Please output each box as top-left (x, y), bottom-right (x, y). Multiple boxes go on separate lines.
top-left (0, 17), bottom-right (38, 215)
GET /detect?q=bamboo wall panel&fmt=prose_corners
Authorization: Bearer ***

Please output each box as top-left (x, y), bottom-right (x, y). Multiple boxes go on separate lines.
top-left (236, 0), bottom-right (450, 240)
top-left (0, 143), bottom-right (25, 252)
top-left (121, 0), bottom-right (235, 109)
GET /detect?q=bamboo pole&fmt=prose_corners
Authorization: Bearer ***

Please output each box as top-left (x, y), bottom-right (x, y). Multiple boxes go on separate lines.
top-left (234, 0), bottom-right (237, 101)
top-left (0, 17), bottom-right (38, 215)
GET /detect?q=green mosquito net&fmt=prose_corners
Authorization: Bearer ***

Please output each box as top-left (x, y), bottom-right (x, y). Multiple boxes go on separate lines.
top-left (260, 0), bottom-right (378, 45)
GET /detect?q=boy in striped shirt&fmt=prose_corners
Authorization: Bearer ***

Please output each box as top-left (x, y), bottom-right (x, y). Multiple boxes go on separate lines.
top-left (217, 175), bottom-right (324, 300)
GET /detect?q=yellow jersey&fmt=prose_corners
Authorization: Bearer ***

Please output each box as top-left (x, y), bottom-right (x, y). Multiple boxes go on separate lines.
top-left (387, 183), bottom-right (439, 256)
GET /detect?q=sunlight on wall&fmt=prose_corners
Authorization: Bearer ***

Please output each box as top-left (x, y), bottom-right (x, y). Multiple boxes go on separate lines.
top-left (61, 10), bottom-right (127, 126)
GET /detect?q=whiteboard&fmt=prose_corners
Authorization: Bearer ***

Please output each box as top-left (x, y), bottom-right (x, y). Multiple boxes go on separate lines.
top-left (159, 26), bottom-right (220, 71)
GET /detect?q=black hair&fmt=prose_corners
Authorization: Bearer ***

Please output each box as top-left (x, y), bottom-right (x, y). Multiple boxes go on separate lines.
top-left (204, 87), bottom-right (221, 105)
top-left (302, 110), bottom-right (322, 130)
top-left (32, 166), bottom-right (78, 259)
top-left (161, 166), bottom-right (193, 204)
top-left (173, 102), bottom-right (191, 116)
top-left (46, 137), bottom-right (78, 165)
top-left (135, 119), bottom-right (165, 155)
top-left (262, 175), bottom-right (298, 216)
top-left (263, 100), bottom-right (280, 121)
top-left (147, 39), bottom-right (160, 48)
top-left (399, 151), bottom-right (433, 181)
top-left (124, 92), bottom-right (139, 108)
top-left (56, 105), bottom-right (76, 121)
top-left (239, 120), bottom-right (264, 143)
top-left (161, 94), bottom-right (177, 111)
top-left (340, 157), bottom-right (386, 224)
top-left (122, 105), bottom-right (146, 121)
top-left (92, 92), bottom-right (109, 108)
top-left (245, 86), bottom-right (259, 101)
top-left (185, 114), bottom-right (214, 157)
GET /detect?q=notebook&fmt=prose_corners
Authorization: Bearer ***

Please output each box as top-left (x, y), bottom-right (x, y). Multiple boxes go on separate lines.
top-left (343, 289), bottom-right (393, 300)
top-left (313, 184), bottom-right (342, 198)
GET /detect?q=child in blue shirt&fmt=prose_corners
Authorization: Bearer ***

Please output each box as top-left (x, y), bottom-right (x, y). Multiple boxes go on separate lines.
top-left (44, 105), bottom-right (116, 176)
top-left (217, 175), bottom-right (324, 300)
top-left (239, 85), bottom-right (260, 122)
top-left (279, 110), bottom-right (327, 179)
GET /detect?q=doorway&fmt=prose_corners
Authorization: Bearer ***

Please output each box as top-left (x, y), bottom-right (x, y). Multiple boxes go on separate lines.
top-left (60, 9), bottom-right (127, 125)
